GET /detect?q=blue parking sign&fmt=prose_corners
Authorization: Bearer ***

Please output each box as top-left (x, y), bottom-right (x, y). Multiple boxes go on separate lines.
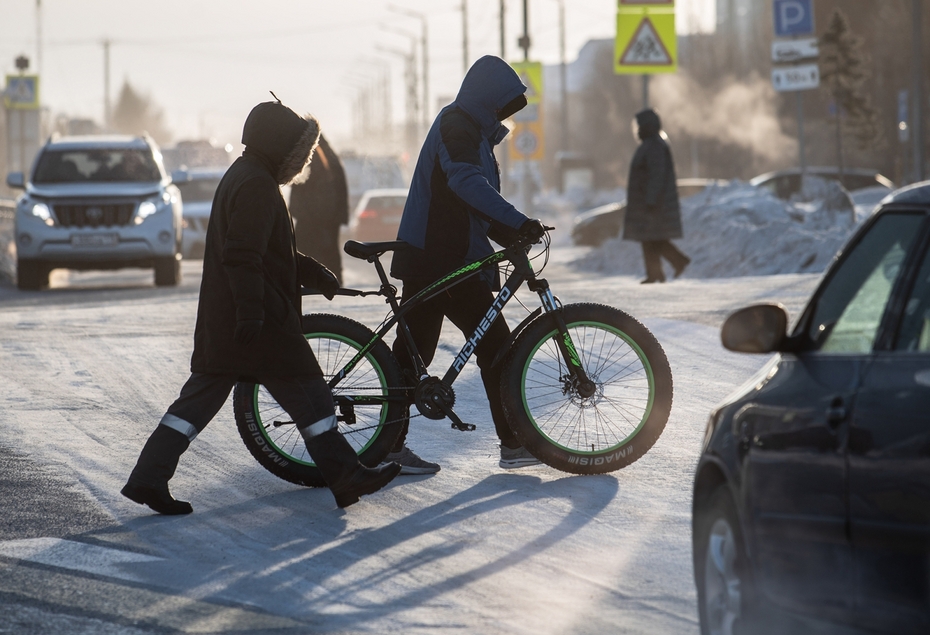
top-left (773, 0), bottom-right (814, 37)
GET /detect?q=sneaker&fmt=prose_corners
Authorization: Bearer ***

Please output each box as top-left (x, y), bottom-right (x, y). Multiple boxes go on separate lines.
top-left (385, 446), bottom-right (441, 475)
top-left (499, 445), bottom-right (542, 469)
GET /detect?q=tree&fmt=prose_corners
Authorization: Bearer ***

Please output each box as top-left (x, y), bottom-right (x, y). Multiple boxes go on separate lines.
top-left (820, 8), bottom-right (881, 180)
top-left (111, 79), bottom-right (171, 145)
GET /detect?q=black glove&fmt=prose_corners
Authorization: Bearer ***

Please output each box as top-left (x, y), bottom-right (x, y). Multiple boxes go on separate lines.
top-left (315, 266), bottom-right (340, 301)
top-left (519, 218), bottom-right (546, 240)
top-left (234, 319), bottom-right (263, 346)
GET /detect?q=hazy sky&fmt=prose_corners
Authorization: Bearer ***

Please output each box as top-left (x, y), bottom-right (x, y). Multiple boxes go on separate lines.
top-left (1, 0), bottom-right (715, 147)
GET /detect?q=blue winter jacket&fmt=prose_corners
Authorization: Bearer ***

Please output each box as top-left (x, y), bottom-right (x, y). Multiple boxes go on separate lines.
top-left (391, 55), bottom-right (528, 287)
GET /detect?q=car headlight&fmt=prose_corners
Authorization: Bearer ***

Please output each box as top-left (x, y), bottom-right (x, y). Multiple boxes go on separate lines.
top-left (134, 200), bottom-right (159, 225)
top-left (28, 202), bottom-right (54, 226)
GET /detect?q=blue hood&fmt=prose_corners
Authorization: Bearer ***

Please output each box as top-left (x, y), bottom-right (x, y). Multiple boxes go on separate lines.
top-left (454, 56), bottom-right (527, 143)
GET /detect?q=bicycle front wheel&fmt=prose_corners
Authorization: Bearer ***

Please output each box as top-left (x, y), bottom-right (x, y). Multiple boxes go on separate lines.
top-left (233, 313), bottom-right (406, 487)
top-left (501, 303), bottom-right (672, 474)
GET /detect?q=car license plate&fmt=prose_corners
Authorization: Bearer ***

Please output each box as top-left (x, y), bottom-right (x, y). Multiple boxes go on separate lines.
top-left (71, 233), bottom-right (119, 247)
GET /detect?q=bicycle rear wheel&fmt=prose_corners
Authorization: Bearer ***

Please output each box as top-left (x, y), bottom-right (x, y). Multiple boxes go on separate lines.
top-left (233, 313), bottom-right (406, 487)
top-left (500, 303), bottom-right (672, 474)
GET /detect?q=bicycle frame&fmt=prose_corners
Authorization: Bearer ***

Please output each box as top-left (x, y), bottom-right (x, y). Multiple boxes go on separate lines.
top-left (309, 233), bottom-right (593, 415)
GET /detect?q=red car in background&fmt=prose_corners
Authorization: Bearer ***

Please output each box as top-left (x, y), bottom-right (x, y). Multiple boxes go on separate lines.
top-left (349, 188), bottom-right (408, 242)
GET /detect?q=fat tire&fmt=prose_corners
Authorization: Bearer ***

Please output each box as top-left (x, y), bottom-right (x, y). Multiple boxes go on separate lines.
top-left (500, 303), bottom-right (672, 474)
top-left (154, 255), bottom-right (181, 286)
top-left (694, 486), bottom-right (756, 635)
top-left (233, 313), bottom-right (406, 487)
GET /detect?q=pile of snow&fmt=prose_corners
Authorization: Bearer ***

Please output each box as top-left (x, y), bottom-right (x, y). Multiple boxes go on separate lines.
top-left (574, 181), bottom-right (860, 279)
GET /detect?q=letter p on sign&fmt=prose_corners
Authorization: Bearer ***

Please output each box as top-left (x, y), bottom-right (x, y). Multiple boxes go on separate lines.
top-left (773, 0), bottom-right (814, 38)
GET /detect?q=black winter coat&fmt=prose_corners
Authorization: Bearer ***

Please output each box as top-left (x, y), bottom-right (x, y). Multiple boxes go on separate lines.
top-left (623, 109), bottom-right (683, 242)
top-left (289, 135), bottom-right (349, 229)
top-left (190, 102), bottom-right (326, 378)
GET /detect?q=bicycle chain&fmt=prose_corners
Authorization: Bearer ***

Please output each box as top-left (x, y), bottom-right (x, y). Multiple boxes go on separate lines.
top-left (333, 385), bottom-right (420, 434)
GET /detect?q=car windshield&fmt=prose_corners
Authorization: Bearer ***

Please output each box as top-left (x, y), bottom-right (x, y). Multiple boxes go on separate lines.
top-left (176, 178), bottom-right (221, 203)
top-left (33, 148), bottom-right (161, 184)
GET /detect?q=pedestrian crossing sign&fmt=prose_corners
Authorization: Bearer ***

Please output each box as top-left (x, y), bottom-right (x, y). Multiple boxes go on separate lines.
top-left (511, 61), bottom-right (543, 106)
top-left (4, 75), bottom-right (40, 110)
top-left (614, 5), bottom-right (677, 74)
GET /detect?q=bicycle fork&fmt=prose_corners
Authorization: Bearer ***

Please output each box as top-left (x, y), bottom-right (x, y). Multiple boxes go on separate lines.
top-left (529, 278), bottom-right (597, 398)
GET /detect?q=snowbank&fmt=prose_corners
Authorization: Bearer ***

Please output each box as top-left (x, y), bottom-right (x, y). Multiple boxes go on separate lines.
top-left (573, 181), bottom-right (859, 279)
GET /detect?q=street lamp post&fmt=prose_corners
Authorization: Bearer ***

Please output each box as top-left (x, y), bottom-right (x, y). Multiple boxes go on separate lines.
top-left (389, 6), bottom-right (429, 133)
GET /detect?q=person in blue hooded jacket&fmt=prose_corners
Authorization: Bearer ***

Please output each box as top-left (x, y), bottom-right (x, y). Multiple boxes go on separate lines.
top-left (387, 55), bottom-right (545, 474)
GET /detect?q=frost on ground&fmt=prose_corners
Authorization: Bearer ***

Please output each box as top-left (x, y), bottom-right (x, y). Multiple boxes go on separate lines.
top-left (572, 181), bottom-right (872, 280)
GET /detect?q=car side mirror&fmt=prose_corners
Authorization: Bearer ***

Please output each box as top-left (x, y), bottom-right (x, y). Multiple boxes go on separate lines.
top-left (721, 303), bottom-right (789, 353)
top-left (6, 172), bottom-right (25, 189)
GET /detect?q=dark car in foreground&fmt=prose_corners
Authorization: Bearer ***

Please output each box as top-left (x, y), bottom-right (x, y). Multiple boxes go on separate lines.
top-left (693, 181), bottom-right (930, 634)
top-left (571, 178), bottom-right (726, 246)
top-left (7, 135), bottom-right (182, 290)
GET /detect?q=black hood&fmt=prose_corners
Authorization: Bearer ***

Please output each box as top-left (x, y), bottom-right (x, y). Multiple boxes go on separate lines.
top-left (241, 101), bottom-right (321, 185)
top-left (635, 108), bottom-right (662, 140)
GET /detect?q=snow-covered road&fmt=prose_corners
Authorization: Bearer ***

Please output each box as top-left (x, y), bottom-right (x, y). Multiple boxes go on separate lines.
top-left (0, 252), bottom-right (820, 633)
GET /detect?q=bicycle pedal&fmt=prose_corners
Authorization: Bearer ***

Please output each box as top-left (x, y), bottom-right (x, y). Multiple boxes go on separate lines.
top-left (451, 421), bottom-right (477, 432)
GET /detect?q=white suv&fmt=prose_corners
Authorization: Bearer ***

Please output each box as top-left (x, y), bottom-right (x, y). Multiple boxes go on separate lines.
top-left (7, 135), bottom-right (183, 290)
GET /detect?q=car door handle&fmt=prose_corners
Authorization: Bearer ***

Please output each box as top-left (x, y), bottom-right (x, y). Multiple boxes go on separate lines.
top-left (826, 397), bottom-right (847, 427)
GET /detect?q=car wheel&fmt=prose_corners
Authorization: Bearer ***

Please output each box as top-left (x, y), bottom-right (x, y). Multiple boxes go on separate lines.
top-left (695, 486), bottom-right (755, 635)
top-left (16, 259), bottom-right (48, 291)
top-left (154, 255), bottom-right (181, 287)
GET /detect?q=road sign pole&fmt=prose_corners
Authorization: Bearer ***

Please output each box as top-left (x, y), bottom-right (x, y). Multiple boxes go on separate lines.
top-left (913, 0), bottom-right (924, 182)
top-left (797, 91), bottom-right (806, 175)
top-left (642, 74), bottom-right (650, 109)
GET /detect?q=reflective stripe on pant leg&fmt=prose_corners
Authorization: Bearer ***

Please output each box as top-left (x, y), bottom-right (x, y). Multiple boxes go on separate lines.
top-left (298, 414), bottom-right (338, 441)
top-left (159, 413), bottom-right (199, 442)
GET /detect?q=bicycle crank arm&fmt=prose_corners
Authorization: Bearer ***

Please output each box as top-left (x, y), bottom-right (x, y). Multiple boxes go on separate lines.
top-left (434, 400), bottom-right (476, 432)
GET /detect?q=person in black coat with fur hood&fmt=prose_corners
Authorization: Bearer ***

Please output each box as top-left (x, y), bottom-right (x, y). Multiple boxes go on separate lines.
top-left (623, 108), bottom-right (690, 283)
top-left (121, 99), bottom-right (400, 514)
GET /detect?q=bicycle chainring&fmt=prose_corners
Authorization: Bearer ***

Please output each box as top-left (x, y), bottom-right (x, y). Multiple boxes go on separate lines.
top-left (414, 377), bottom-right (455, 420)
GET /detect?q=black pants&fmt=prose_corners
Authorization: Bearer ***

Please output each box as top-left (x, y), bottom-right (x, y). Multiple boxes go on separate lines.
top-left (165, 372), bottom-right (335, 437)
top-left (391, 276), bottom-right (517, 449)
top-left (641, 240), bottom-right (689, 282)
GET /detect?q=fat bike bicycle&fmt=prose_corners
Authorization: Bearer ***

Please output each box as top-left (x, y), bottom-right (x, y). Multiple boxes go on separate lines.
top-left (233, 226), bottom-right (672, 487)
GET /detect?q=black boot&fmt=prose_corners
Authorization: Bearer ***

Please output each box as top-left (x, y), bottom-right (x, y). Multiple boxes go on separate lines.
top-left (121, 425), bottom-right (193, 515)
top-left (304, 429), bottom-right (401, 508)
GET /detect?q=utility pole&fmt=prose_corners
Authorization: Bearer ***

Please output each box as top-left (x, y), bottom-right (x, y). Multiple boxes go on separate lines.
top-left (499, 0), bottom-right (509, 196)
top-left (914, 0), bottom-right (925, 182)
top-left (103, 39), bottom-right (111, 131)
top-left (462, 0), bottom-right (469, 74)
top-left (519, 0), bottom-right (532, 215)
top-left (390, 6), bottom-right (430, 133)
top-left (35, 0), bottom-right (42, 77)
top-left (499, 0), bottom-right (506, 59)
top-left (558, 0), bottom-right (568, 157)
top-left (379, 44), bottom-right (418, 156)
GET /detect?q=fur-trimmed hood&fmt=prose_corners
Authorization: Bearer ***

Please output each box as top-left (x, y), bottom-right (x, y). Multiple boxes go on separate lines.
top-left (241, 101), bottom-right (321, 185)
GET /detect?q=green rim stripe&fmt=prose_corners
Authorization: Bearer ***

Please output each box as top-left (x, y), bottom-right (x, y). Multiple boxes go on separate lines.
top-left (251, 331), bottom-right (388, 466)
top-left (521, 321), bottom-right (655, 455)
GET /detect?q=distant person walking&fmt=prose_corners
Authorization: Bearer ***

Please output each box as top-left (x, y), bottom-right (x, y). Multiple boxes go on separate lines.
top-left (289, 134), bottom-right (349, 284)
top-left (623, 108), bottom-right (690, 284)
